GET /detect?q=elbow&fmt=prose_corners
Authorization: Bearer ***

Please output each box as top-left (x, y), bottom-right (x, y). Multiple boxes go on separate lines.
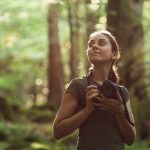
top-left (125, 134), bottom-right (136, 146)
top-left (53, 125), bottom-right (64, 140)
top-left (53, 132), bottom-right (61, 140)
top-left (125, 128), bottom-right (136, 146)
top-left (53, 130), bottom-right (62, 140)
top-left (125, 140), bottom-right (134, 146)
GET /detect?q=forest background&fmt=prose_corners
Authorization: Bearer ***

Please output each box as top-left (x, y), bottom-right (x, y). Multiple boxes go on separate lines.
top-left (0, 0), bottom-right (150, 150)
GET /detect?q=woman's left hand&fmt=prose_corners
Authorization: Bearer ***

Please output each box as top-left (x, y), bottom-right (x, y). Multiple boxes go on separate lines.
top-left (92, 90), bottom-right (125, 115)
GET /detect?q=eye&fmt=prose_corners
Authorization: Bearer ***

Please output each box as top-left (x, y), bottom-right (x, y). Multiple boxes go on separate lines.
top-left (98, 40), bottom-right (106, 46)
top-left (88, 40), bottom-right (95, 47)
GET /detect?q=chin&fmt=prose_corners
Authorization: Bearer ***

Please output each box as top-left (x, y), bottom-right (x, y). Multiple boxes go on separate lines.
top-left (90, 59), bottom-right (106, 64)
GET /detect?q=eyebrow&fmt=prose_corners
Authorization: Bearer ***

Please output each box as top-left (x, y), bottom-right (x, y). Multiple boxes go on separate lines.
top-left (98, 38), bottom-right (106, 41)
top-left (89, 38), bottom-right (106, 41)
top-left (88, 39), bottom-right (94, 43)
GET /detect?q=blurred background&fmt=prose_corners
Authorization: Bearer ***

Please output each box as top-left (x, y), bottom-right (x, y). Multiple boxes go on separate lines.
top-left (0, 0), bottom-right (150, 149)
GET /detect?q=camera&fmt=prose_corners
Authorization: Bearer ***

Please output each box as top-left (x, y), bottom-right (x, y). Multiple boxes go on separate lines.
top-left (92, 80), bottom-right (118, 103)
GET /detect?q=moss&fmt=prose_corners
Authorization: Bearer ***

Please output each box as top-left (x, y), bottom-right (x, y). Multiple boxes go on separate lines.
top-left (26, 109), bottom-right (55, 123)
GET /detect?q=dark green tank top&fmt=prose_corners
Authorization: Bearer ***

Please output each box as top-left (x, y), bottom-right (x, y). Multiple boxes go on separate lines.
top-left (65, 76), bottom-right (130, 150)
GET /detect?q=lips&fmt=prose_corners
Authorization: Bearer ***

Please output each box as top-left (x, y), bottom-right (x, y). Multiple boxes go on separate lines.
top-left (92, 51), bottom-right (102, 55)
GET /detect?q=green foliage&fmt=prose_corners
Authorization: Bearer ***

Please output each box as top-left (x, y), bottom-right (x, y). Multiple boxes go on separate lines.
top-left (26, 108), bottom-right (55, 123)
top-left (0, 121), bottom-right (150, 150)
top-left (126, 140), bottom-right (150, 150)
top-left (0, 0), bottom-right (47, 104)
top-left (0, 121), bottom-right (50, 150)
top-left (143, 1), bottom-right (150, 61)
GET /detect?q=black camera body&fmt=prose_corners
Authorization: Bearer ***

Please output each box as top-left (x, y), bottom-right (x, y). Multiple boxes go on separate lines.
top-left (93, 80), bottom-right (118, 103)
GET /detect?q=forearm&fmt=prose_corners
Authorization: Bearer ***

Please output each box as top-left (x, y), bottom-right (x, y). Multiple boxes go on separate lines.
top-left (115, 111), bottom-right (136, 145)
top-left (54, 108), bottom-right (92, 140)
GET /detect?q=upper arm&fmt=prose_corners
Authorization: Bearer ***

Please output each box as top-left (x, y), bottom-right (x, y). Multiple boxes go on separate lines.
top-left (126, 99), bottom-right (135, 126)
top-left (121, 86), bottom-right (135, 126)
top-left (53, 92), bottom-right (78, 128)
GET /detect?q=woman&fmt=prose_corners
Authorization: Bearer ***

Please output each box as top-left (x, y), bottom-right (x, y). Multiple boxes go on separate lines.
top-left (53, 30), bottom-right (136, 150)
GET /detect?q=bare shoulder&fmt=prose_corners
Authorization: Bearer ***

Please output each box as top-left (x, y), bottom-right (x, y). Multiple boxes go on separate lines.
top-left (53, 92), bottom-right (78, 127)
top-left (53, 77), bottom-right (86, 127)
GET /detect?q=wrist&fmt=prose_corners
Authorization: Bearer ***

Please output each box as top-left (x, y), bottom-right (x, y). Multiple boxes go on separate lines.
top-left (84, 107), bottom-right (94, 115)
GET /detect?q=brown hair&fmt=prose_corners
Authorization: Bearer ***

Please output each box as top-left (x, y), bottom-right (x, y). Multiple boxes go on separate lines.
top-left (90, 30), bottom-right (121, 83)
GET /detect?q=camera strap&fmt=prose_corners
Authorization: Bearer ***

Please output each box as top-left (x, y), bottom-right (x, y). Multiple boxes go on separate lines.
top-left (85, 71), bottom-right (135, 126)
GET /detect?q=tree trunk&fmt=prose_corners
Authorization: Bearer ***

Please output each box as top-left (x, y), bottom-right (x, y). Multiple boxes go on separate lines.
top-left (0, 97), bottom-right (14, 121)
top-left (67, 0), bottom-right (80, 79)
top-left (107, 0), bottom-right (149, 139)
top-left (107, 0), bottom-right (148, 99)
top-left (47, 3), bottom-right (63, 109)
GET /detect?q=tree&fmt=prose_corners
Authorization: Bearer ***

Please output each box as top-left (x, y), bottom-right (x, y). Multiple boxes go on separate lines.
top-left (107, 0), bottom-right (150, 139)
top-left (66, 0), bottom-right (80, 79)
top-left (47, 2), bottom-right (64, 108)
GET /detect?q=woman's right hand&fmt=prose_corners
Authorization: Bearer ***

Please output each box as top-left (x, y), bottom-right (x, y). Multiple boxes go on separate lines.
top-left (84, 85), bottom-right (99, 113)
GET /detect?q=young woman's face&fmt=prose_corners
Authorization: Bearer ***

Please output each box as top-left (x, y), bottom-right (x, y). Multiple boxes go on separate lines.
top-left (87, 32), bottom-right (116, 64)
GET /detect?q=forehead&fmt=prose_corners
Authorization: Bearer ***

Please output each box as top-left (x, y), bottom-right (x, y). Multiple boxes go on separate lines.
top-left (90, 32), bottom-right (109, 41)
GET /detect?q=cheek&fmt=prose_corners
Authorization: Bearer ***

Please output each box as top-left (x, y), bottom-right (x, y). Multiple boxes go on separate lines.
top-left (103, 46), bottom-right (112, 54)
top-left (102, 49), bottom-right (113, 60)
top-left (105, 51), bottom-right (113, 59)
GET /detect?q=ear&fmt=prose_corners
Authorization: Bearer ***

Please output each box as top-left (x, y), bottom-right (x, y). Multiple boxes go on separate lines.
top-left (112, 51), bottom-right (118, 60)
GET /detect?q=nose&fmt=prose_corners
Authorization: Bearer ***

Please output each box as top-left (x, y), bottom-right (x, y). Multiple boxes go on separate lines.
top-left (92, 44), bottom-right (98, 50)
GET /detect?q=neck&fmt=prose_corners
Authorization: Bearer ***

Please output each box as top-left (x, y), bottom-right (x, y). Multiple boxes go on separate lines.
top-left (91, 63), bottom-right (111, 83)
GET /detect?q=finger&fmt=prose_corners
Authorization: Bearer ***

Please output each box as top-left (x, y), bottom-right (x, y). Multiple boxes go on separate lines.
top-left (96, 97), bottom-right (115, 107)
top-left (93, 102), bottom-right (103, 107)
top-left (91, 93), bottom-right (99, 98)
top-left (86, 89), bottom-right (99, 97)
top-left (92, 97), bottom-right (102, 104)
top-left (94, 97), bottom-right (104, 103)
top-left (99, 92), bottom-right (106, 99)
top-left (92, 97), bottom-right (108, 105)
top-left (86, 92), bottom-right (99, 100)
top-left (86, 85), bottom-right (97, 92)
